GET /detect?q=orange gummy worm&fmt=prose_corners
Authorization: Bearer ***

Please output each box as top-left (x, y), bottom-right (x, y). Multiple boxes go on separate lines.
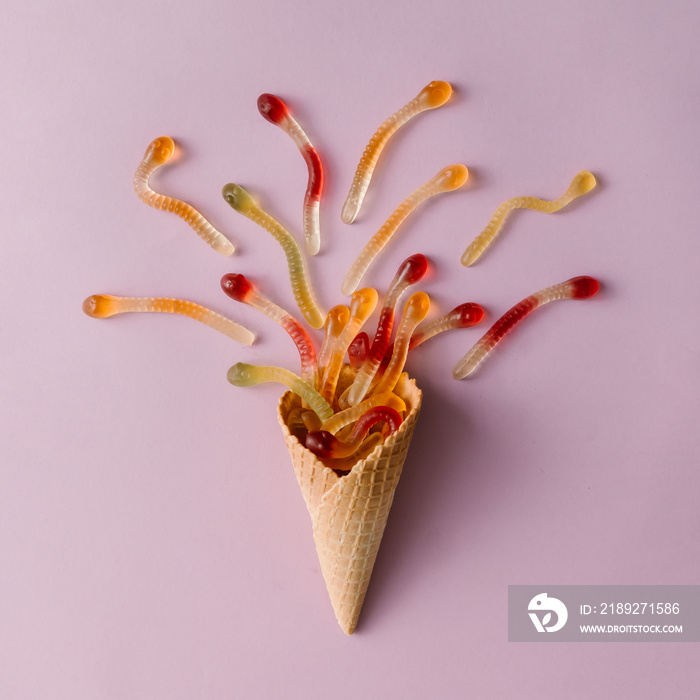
top-left (82, 294), bottom-right (254, 344)
top-left (133, 137), bottom-right (235, 256)
top-left (341, 81), bottom-right (453, 224)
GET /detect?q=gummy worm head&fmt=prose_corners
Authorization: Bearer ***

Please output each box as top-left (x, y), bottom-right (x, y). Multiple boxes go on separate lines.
top-left (221, 273), bottom-right (255, 302)
top-left (451, 302), bottom-right (485, 328)
top-left (304, 430), bottom-right (336, 458)
top-left (222, 183), bottom-right (255, 213)
top-left (571, 170), bottom-right (597, 196)
top-left (567, 276), bottom-right (600, 299)
top-left (397, 254), bottom-right (429, 286)
top-left (144, 136), bottom-right (175, 165)
top-left (435, 164), bottom-right (469, 191)
top-left (350, 288), bottom-right (379, 318)
top-left (326, 305), bottom-right (350, 333)
top-left (405, 291), bottom-right (431, 322)
top-left (257, 93), bottom-right (290, 125)
top-left (227, 362), bottom-right (256, 387)
top-left (82, 294), bottom-right (118, 318)
top-left (419, 80), bottom-right (453, 108)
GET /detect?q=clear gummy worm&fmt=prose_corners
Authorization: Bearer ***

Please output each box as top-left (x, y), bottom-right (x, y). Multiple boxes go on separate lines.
top-left (133, 136), bottom-right (235, 256)
top-left (452, 276), bottom-right (600, 379)
top-left (82, 294), bottom-right (254, 344)
top-left (222, 183), bottom-right (324, 329)
top-left (257, 94), bottom-right (323, 255)
top-left (341, 80), bottom-right (453, 224)
top-left (227, 362), bottom-right (333, 421)
top-left (341, 165), bottom-right (468, 296)
top-left (460, 171), bottom-right (597, 266)
top-left (221, 273), bottom-right (317, 385)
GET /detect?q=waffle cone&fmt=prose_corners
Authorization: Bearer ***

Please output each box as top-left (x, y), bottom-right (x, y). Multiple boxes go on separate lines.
top-left (277, 368), bottom-right (422, 634)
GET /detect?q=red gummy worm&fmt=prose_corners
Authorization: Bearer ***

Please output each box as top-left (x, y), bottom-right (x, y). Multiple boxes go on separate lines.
top-left (221, 272), bottom-right (318, 383)
top-left (488, 277), bottom-right (597, 344)
top-left (369, 254), bottom-right (429, 363)
top-left (348, 332), bottom-right (370, 368)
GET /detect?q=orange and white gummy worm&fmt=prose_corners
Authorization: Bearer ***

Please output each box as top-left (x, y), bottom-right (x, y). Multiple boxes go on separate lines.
top-left (341, 81), bottom-right (453, 225)
top-left (133, 136), bottom-right (235, 256)
top-left (82, 294), bottom-right (254, 344)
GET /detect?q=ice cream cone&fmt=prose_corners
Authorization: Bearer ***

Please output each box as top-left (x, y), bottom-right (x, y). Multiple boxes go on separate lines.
top-left (277, 367), bottom-right (422, 634)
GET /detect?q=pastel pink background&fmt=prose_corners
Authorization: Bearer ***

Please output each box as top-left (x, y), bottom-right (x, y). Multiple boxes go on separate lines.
top-left (2, 0), bottom-right (699, 697)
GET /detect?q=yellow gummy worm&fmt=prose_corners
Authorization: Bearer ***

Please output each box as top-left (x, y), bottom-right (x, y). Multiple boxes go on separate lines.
top-left (341, 165), bottom-right (468, 296)
top-left (460, 171), bottom-right (597, 266)
top-left (82, 294), bottom-right (254, 344)
top-left (222, 184), bottom-right (324, 329)
top-left (227, 362), bottom-right (333, 421)
top-left (133, 137), bottom-right (235, 256)
top-left (341, 81), bottom-right (453, 224)
top-left (321, 288), bottom-right (378, 403)
top-left (374, 292), bottom-right (431, 395)
top-left (321, 392), bottom-right (407, 435)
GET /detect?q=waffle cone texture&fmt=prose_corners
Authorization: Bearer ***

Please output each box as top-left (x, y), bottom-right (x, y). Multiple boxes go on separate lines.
top-left (277, 369), bottom-right (422, 634)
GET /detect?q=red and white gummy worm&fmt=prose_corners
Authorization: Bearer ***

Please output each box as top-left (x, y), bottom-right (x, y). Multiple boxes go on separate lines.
top-left (257, 94), bottom-right (323, 256)
top-left (453, 276), bottom-right (599, 379)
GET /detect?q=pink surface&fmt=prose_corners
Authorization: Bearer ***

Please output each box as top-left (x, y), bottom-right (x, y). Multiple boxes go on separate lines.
top-left (1, 1), bottom-right (699, 697)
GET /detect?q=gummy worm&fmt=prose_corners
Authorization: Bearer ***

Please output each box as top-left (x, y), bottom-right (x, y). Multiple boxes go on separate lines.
top-left (348, 332), bottom-right (370, 369)
top-left (460, 171), bottom-right (597, 266)
top-left (318, 305), bottom-right (350, 384)
top-left (341, 165), bottom-right (468, 295)
top-left (346, 254), bottom-right (428, 406)
top-left (133, 136), bottom-right (235, 256)
top-left (301, 410), bottom-right (321, 432)
top-left (221, 273), bottom-right (317, 385)
top-left (227, 362), bottom-right (333, 421)
top-left (222, 184), bottom-right (324, 328)
top-left (320, 391), bottom-right (407, 435)
top-left (409, 302), bottom-right (484, 349)
top-left (286, 407), bottom-right (322, 442)
top-left (325, 433), bottom-right (384, 473)
top-left (305, 407), bottom-right (403, 459)
top-left (320, 288), bottom-right (378, 403)
top-left (341, 81), bottom-right (453, 224)
top-left (374, 292), bottom-right (430, 395)
top-left (257, 94), bottom-right (323, 255)
top-left (287, 407), bottom-right (308, 442)
top-left (452, 276), bottom-right (600, 379)
top-left (82, 294), bottom-right (254, 345)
